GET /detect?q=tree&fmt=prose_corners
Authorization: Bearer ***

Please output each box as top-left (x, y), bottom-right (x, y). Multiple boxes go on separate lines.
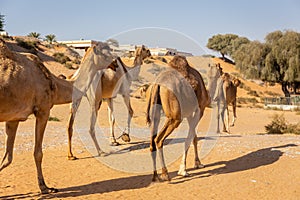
top-left (106, 38), bottom-right (119, 47)
top-left (261, 30), bottom-right (300, 97)
top-left (232, 41), bottom-right (269, 79)
top-left (206, 34), bottom-right (239, 59)
top-left (0, 13), bottom-right (5, 31)
top-left (28, 32), bottom-right (41, 39)
top-left (45, 34), bottom-right (56, 44)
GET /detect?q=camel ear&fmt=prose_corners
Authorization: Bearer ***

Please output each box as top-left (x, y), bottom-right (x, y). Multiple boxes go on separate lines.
top-left (135, 45), bottom-right (137, 50)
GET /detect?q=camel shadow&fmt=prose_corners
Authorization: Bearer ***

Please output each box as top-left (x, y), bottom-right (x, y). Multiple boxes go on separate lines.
top-left (2, 144), bottom-right (296, 199)
top-left (80, 136), bottom-right (213, 157)
top-left (171, 143), bottom-right (297, 184)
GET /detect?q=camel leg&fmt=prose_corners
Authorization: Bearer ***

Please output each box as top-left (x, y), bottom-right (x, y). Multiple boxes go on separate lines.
top-left (34, 111), bottom-right (58, 194)
top-left (178, 110), bottom-right (203, 177)
top-left (149, 104), bottom-right (161, 182)
top-left (223, 107), bottom-right (230, 133)
top-left (67, 109), bottom-right (77, 160)
top-left (107, 98), bottom-right (118, 146)
top-left (121, 94), bottom-right (133, 142)
top-left (0, 121), bottom-right (19, 171)
top-left (193, 111), bottom-right (204, 169)
top-left (156, 118), bottom-right (181, 181)
top-left (230, 101), bottom-right (237, 127)
top-left (89, 100), bottom-right (105, 156)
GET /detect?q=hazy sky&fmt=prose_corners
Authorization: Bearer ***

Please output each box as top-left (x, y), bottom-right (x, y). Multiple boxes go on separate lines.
top-left (1, 0), bottom-right (300, 55)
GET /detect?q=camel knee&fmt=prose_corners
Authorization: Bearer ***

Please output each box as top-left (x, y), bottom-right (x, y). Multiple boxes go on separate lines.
top-left (34, 150), bottom-right (43, 163)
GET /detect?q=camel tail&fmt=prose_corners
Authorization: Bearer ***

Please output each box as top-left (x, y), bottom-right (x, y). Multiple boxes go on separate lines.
top-left (146, 84), bottom-right (159, 126)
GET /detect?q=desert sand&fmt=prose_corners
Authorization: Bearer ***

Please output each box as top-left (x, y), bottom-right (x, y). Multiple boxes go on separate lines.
top-left (0, 42), bottom-right (300, 199)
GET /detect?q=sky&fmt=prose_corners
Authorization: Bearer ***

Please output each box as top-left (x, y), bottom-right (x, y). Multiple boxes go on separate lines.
top-left (1, 0), bottom-right (300, 55)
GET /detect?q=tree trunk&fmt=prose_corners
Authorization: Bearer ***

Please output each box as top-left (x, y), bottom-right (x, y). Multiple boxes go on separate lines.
top-left (221, 53), bottom-right (225, 60)
top-left (281, 82), bottom-right (291, 104)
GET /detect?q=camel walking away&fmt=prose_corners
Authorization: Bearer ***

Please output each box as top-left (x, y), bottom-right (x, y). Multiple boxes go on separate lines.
top-left (0, 39), bottom-right (114, 193)
top-left (67, 45), bottom-right (150, 159)
top-left (146, 55), bottom-right (211, 181)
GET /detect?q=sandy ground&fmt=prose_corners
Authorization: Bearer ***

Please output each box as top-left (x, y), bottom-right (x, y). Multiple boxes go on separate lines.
top-left (0, 102), bottom-right (299, 199)
top-left (0, 48), bottom-right (299, 199)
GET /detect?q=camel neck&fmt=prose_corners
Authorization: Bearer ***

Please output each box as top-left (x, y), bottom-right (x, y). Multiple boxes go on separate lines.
top-left (133, 56), bottom-right (143, 67)
top-left (52, 76), bottom-right (74, 105)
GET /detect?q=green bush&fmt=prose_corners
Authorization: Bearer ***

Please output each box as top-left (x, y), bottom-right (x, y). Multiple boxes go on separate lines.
top-left (265, 114), bottom-right (300, 134)
top-left (16, 38), bottom-right (38, 54)
top-left (53, 52), bottom-right (71, 64)
top-left (48, 116), bottom-right (60, 122)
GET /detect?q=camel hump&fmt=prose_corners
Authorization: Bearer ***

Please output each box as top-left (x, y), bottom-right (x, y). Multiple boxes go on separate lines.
top-left (168, 55), bottom-right (198, 90)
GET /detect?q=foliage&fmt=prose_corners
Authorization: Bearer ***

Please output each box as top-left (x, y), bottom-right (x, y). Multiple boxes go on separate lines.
top-left (232, 41), bottom-right (269, 79)
top-left (206, 33), bottom-right (243, 59)
top-left (0, 13), bottom-right (5, 31)
top-left (27, 32), bottom-right (41, 39)
top-left (48, 116), bottom-right (60, 122)
top-left (106, 38), bottom-right (119, 47)
top-left (53, 52), bottom-right (71, 64)
top-left (45, 34), bottom-right (56, 44)
top-left (16, 38), bottom-right (38, 54)
top-left (265, 113), bottom-right (300, 134)
top-left (228, 30), bottom-right (300, 97)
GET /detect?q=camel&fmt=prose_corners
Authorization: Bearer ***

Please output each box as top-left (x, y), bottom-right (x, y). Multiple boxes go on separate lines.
top-left (208, 64), bottom-right (241, 133)
top-left (221, 72), bottom-right (241, 131)
top-left (146, 55), bottom-right (211, 181)
top-left (67, 45), bottom-right (150, 159)
top-left (0, 38), bottom-right (114, 194)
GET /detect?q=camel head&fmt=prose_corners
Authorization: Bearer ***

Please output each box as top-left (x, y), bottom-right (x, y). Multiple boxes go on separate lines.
top-left (221, 72), bottom-right (231, 82)
top-left (232, 77), bottom-right (241, 87)
top-left (135, 45), bottom-right (151, 60)
top-left (89, 42), bottom-right (115, 68)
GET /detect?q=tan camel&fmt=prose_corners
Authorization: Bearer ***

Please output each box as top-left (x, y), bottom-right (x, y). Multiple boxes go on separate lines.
top-left (209, 64), bottom-right (241, 133)
top-left (67, 45), bottom-right (150, 159)
top-left (0, 39), bottom-right (113, 194)
top-left (221, 72), bottom-right (241, 131)
top-left (146, 55), bottom-right (210, 181)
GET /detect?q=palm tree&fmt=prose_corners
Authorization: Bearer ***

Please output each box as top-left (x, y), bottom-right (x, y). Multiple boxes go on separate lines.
top-left (28, 32), bottom-right (41, 39)
top-left (45, 34), bottom-right (56, 44)
top-left (0, 13), bottom-right (5, 31)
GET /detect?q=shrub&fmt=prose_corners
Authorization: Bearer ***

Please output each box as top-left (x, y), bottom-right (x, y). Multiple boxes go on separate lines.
top-left (16, 38), bottom-right (38, 54)
top-left (48, 116), bottom-right (60, 122)
top-left (53, 52), bottom-right (71, 64)
top-left (265, 114), bottom-right (300, 134)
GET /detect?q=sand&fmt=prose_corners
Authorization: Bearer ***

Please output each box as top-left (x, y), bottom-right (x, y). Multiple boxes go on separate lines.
top-left (0, 45), bottom-right (300, 199)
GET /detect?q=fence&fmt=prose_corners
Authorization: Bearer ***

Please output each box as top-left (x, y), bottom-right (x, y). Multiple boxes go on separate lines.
top-left (264, 96), bottom-right (300, 111)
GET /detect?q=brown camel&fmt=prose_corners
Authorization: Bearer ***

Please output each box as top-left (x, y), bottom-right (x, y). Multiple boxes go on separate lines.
top-left (0, 39), bottom-right (113, 193)
top-left (221, 72), bottom-right (241, 131)
top-left (209, 64), bottom-right (241, 133)
top-left (67, 45), bottom-right (150, 159)
top-left (146, 55), bottom-right (210, 181)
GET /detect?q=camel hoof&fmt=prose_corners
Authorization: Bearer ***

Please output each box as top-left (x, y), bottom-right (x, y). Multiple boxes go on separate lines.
top-left (41, 187), bottom-right (58, 194)
top-left (68, 156), bottom-right (78, 160)
top-left (230, 124), bottom-right (235, 127)
top-left (194, 163), bottom-right (205, 169)
top-left (109, 141), bottom-right (120, 146)
top-left (99, 151), bottom-right (109, 157)
top-left (121, 133), bottom-right (131, 142)
top-left (160, 174), bottom-right (170, 182)
top-left (152, 172), bottom-right (160, 182)
top-left (178, 170), bottom-right (190, 177)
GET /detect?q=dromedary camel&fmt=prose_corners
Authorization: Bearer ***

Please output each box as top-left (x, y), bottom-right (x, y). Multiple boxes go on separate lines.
top-left (66, 45), bottom-right (150, 159)
top-left (0, 39), bottom-right (113, 193)
top-left (146, 55), bottom-right (211, 181)
top-left (208, 64), bottom-right (241, 133)
top-left (221, 72), bottom-right (241, 131)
